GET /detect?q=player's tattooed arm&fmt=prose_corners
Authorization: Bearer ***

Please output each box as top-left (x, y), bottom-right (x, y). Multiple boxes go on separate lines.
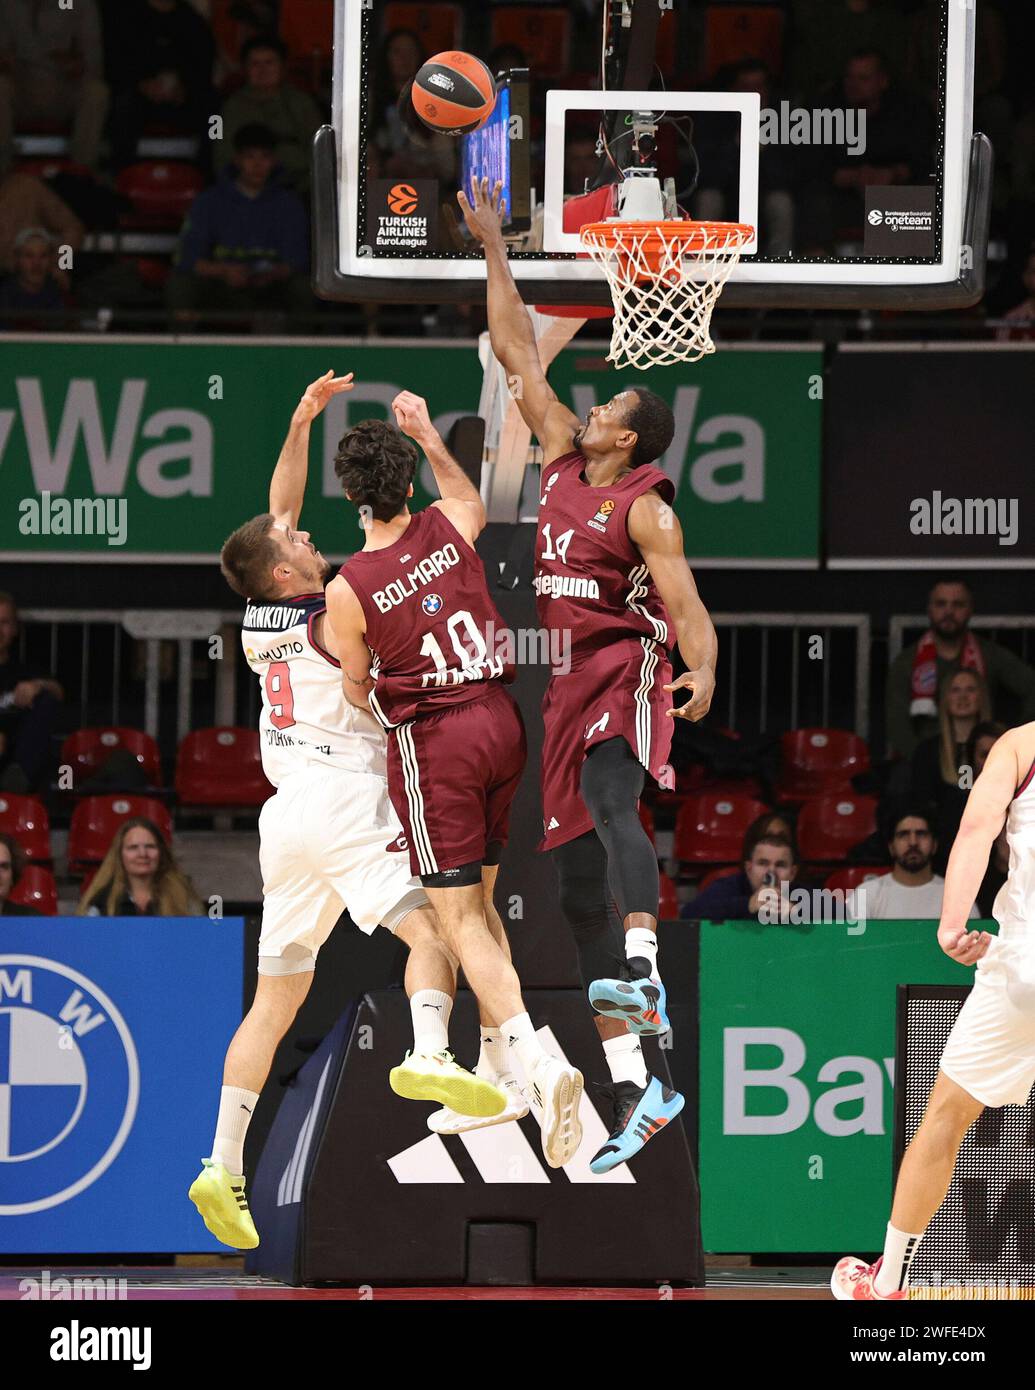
top-left (324, 575), bottom-right (374, 710)
top-left (457, 175), bottom-right (580, 463)
top-left (391, 390), bottom-right (486, 542)
top-left (269, 370), bottom-right (354, 527)
top-left (628, 491), bottom-right (718, 723)
top-left (937, 729), bottom-right (1019, 963)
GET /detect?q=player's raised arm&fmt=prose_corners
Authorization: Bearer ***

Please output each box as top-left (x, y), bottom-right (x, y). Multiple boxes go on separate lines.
top-left (324, 574), bottom-right (374, 710)
top-left (391, 389), bottom-right (485, 545)
top-left (457, 175), bottom-right (581, 463)
top-left (268, 370), bottom-right (354, 526)
top-left (936, 729), bottom-right (1019, 964)
top-left (628, 492), bottom-right (718, 722)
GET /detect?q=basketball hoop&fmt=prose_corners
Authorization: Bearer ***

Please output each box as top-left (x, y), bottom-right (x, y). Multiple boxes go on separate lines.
top-left (579, 219), bottom-right (754, 371)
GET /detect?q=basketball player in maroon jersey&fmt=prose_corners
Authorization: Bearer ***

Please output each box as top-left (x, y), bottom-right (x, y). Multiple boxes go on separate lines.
top-left (325, 391), bottom-right (585, 1168)
top-left (460, 176), bottom-right (719, 1172)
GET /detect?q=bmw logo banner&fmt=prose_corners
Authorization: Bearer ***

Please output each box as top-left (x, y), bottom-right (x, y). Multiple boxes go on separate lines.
top-left (0, 918), bottom-right (242, 1252)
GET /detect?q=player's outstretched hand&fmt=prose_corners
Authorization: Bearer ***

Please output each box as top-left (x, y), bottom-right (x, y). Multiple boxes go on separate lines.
top-left (293, 369), bottom-right (354, 426)
top-left (937, 924), bottom-right (993, 966)
top-left (457, 175), bottom-right (507, 246)
top-left (665, 667), bottom-right (715, 722)
top-left (392, 390), bottom-right (439, 446)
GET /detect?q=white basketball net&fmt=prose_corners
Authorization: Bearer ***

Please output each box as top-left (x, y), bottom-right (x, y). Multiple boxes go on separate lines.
top-left (580, 221), bottom-right (754, 371)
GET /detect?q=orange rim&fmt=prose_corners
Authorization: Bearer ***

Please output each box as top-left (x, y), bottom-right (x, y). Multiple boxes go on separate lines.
top-left (581, 219), bottom-right (754, 278)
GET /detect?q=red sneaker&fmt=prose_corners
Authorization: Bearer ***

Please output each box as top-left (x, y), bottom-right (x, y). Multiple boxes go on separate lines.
top-left (830, 1255), bottom-right (907, 1300)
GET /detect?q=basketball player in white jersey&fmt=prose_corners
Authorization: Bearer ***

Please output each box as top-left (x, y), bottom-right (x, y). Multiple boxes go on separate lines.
top-left (832, 721), bottom-right (1035, 1299)
top-left (188, 372), bottom-right (506, 1249)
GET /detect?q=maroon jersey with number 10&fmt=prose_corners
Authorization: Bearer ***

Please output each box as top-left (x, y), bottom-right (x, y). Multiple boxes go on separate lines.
top-left (340, 504), bottom-right (513, 729)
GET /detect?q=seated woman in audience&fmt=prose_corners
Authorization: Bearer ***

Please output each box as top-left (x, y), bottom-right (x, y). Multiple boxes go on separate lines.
top-left (77, 817), bottom-right (202, 916)
top-left (0, 831), bottom-right (40, 916)
top-left (909, 670), bottom-right (992, 871)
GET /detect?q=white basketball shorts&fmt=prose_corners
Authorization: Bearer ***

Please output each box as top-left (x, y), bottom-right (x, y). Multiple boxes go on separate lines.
top-left (940, 940), bottom-right (1035, 1108)
top-left (257, 766), bottom-right (428, 974)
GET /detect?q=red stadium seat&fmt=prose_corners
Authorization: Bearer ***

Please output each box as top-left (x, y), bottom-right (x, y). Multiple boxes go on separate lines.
top-left (9, 865), bottom-right (59, 916)
top-left (490, 6), bottom-right (571, 80)
top-left (384, 3), bottom-right (464, 55)
top-left (0, 794), bottom-right (52, 862)
top-left (659, 870), bottom-right (679, 918)
top-left (704, 4), bottom-right (786, 79)
top-left (674, 792), bottom-right (769, 864)
top-left (279, 0), bottom-right (334, 60)
top-left (175, 727), bottom-right (273, 808)
top-left (824, 866), bottom-right (888, 894)
top-left (60, 727), bottom-right (162, 787)
top-left (68, 795), bottom-right (173, 871)
top-left (115, 161), bottom-right (205, 228)
top-left (777, 728), bottom-right (870, 802)
top-left (797, 795), bottom-right (878, 864)
top-left (696, 865), bottom-right (740, 894)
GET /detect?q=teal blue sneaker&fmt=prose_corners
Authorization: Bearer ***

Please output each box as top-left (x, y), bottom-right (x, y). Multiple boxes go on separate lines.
top-left (589, 1077), bottom-right (685, 1175)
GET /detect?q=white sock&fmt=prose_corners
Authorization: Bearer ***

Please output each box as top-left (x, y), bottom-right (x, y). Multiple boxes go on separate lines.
top-left (626, 926), bottom-right (659, 979)
top-left (603, 1032), bottom-right (649, 1088)
top-left (875, 1223), bottom-right (923, 1296)
top-left (210, 1086), bottom-right (259, 1176)
top-left (500, 1011), bottom-right (547, 1080)
top-left (476, 1025), bottom-right (506, 1080)
top-left (410, 989), bottom-right (452, 1055)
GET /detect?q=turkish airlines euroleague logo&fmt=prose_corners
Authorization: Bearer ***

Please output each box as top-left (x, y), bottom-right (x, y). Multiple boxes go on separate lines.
top-left (387, 183), bottom-right (419, 216)
top-left (368, 178), bottom-right (438, 253)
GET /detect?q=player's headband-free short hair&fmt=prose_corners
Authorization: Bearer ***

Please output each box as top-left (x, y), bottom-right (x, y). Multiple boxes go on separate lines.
top-left (334, 419), bottom-right (418, 523)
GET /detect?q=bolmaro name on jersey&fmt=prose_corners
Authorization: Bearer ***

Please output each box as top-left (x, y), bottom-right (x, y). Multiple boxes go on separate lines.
top-left (533, 574), bottom-right (601, 601)
top-left (372, 544), bottom-right (460, 613)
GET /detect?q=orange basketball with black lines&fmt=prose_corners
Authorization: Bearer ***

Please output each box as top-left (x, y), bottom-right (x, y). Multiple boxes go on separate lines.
top-left (411, 51), bottom-right (497, 136)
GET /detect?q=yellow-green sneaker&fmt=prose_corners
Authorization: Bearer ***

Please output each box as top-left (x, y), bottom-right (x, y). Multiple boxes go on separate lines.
top-left (389, 1050), bottom-right (507, 1118)
top-left (188, 1159), bottom-right (259, 1250)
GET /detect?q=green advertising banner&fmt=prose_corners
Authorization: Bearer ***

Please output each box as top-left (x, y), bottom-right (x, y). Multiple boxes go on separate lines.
top-left (699, 919), bottom-right (988, 1253)
top-left (549, 345), bottom-right (822, 566)
top-left (0, 339), bottom-right (821, 563)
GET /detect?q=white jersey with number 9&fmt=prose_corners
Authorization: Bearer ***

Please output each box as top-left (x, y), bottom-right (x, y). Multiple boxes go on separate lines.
top-left (242, 593), bottom-right (385, 786)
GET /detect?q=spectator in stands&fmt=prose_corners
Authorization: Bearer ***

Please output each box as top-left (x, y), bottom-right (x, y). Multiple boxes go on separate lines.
top-left (910, 671), bottom-right (992, 871)
top-left (886, 579), bottom-right (1035, 758)
top-left (371, 29), bottom-right (455, 182)
top-left (0, 228), bottom-right (66, 323)
top-left (167, 123), bottom-right (311, 319)
top-left (0, 832), bottom-right (40, 916)
top-left (691, 59), bottom-right (797, 256)
top-left (790, 0), bottom-right (909, 99)
top-left (996, 247), bottom-right (1035, 342)
top-left (681, 824), bottom-right (800, 922)
top-left (0, 591), bottom-right (63, 793)
top-left (861, 806), bottom-right (979, 920)
top-left (78, 817), bottom-right (202, 916)
top-left (800, 50), bottom-right (933, 254)
top-left (215, 35), bottom-right (322, 196)
top-left (105, 0), bottom-right (215, 169)
top-left (0, 168), bottom-right (83, 279)
top-left (0, 0), bottom-right (108, 172)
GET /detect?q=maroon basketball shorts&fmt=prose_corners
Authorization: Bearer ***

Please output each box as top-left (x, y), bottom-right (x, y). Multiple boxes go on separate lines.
top-left (386, 684), bottom-right (528, 880)
top-left (540, 636), bottom-right (674, 852)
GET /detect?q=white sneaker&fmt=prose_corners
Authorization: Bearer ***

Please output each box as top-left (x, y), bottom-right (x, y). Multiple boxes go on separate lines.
top-left (389, 1050), bottom-right (506, 1117)
top-left (428, 1078), bottom-right (529, 1134)
top-left (528, 1054), bottom-right (583, 1168)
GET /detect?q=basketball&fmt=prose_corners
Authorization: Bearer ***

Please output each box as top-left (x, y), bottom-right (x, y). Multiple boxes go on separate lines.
top-left (411, 50), bottom-right (497, 136)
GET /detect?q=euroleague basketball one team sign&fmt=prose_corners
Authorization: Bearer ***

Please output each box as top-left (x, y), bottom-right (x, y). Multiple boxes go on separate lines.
top-left (365, 180), bottom-right (440, 255)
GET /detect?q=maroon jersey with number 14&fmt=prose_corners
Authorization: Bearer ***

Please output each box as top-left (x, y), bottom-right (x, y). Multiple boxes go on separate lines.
top-left (340, 505), bottom-right (525, 880)
top-left (534, 450), bottom-right (676, 852)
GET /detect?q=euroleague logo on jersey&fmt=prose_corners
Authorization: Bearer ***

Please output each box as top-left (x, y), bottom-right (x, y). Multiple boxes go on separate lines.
top-left (422, 594), bottom-right (443, 616)
top-left (587, 499), bottom-right (615, 534)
